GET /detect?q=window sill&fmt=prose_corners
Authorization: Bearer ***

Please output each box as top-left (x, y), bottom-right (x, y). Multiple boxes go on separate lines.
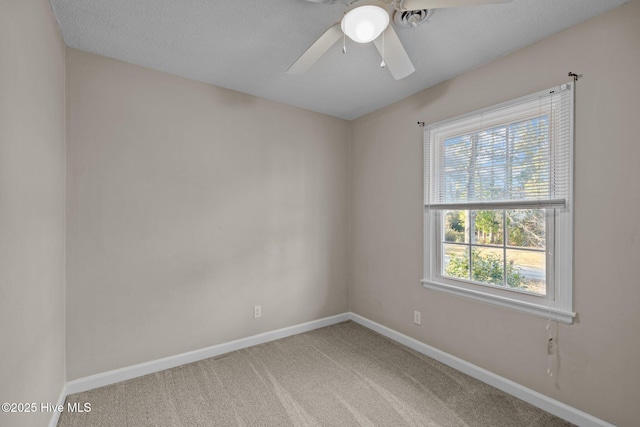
top-left (421, 279), bottom-right (575, 324)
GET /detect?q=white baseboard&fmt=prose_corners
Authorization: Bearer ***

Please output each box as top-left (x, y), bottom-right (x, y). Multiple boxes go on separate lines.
top-left (348, 313), bottom-right (615, 427)
top-left (48, 383), bottom-right (67, 427)
top-left (60, 311), bottom-right (613, 427)
top-left (65, 313), bottom-right (349, 395)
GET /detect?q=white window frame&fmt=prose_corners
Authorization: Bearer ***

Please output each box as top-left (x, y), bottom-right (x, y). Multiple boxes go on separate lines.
top-left (422, 84), bottom-right (575, 324)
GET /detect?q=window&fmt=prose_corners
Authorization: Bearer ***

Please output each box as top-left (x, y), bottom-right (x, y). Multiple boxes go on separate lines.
top-left (422, 84), bottom-right (575, 323)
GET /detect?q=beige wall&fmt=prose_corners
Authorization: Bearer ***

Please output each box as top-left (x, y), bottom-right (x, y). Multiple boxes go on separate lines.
top-left (65, 49), bottom-right (350, 380)
top-left (350, 1), bottom-right (640, 425)
top-left (2, 1), bottom-right (637, 425)
top-left (0, 1), bottom-right (67, 427)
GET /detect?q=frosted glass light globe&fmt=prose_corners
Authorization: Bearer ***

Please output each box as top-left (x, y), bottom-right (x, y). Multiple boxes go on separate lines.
top-left (341, 5), bottom-right (389, 44)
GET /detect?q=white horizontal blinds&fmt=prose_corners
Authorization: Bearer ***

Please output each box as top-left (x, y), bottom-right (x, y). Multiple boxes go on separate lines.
top-left (425, 83), bottom-right (573, 210)
top-left (549, 86), bottom-right (573, 208)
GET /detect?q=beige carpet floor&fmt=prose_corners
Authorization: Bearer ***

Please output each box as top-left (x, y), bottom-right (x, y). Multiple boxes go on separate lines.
top-left (58, 321), bottom-right (573, 426)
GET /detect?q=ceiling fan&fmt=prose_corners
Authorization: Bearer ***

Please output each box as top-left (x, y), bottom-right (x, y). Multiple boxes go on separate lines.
top-left (287, 0), bottom-right (511, 80)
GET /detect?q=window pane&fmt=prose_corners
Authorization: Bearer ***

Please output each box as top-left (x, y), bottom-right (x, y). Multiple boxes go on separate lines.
top-left (471, 247), bottom-right (504, 286)
top-left (444, 210), bottom-right (468, 243)
top-left (472, 210), bottom-right (503, 245)
top-left (507, 209), bottom-right (545, 249)
top-left (437, 116), bottom-right (555, 204)
top-left (443, 244), bottom-right (469, 280)
top-left (506, 249), bottom-right (546, 295)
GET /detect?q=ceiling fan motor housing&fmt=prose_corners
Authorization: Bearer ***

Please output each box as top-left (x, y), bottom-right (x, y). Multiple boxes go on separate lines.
top-left (394, 9), bottom-right (430, 28)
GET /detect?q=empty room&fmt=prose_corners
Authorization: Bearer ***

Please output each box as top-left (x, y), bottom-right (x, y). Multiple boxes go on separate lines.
top-left (1, 0), bottom-right (639, 426)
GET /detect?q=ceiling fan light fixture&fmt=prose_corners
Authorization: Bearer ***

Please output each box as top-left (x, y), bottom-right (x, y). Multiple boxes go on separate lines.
top-left (341, 4), bottom-right (389, 43)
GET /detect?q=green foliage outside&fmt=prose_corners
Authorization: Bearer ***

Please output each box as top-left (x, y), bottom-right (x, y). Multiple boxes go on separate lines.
top-left (474, 210), bottom-right (503, 245)
top-left (445, 209), bottom-right (545, 249)
top-left (445, 248), bottom-right (526, 287)
top-left (444, 211), bottom-right (465, 243)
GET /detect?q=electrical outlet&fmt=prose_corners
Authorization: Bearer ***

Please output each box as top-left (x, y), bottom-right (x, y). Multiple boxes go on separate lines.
top-left (253, 305), bottom-right (262, 319)
top-left (413, 310), bottom-right (421, 325)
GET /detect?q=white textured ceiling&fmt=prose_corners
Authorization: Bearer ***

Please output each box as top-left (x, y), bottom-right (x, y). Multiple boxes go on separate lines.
top-left (51, 0), bottom-right (626, 120)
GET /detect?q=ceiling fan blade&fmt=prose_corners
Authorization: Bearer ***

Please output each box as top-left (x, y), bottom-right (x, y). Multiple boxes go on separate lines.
top-left (373, 25), bottom-right (415, 80)
top-left (397, 0), bottom-right (510, 10)
top-left (287, 24), bottom-right (343, 75)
